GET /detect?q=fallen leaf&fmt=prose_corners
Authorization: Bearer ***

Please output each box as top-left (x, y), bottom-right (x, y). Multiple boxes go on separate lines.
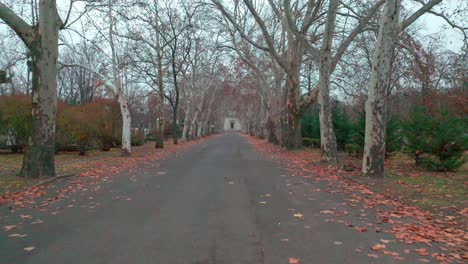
top-left (355, 227), bottom-right (367, 232)
top-left (383, 250), bottom-right (400, 257)
top-left (24, 246), bottom-right (35, 252)
top-left (372, 244), bottom-right (386, 251)
top-left (459, 208), bottom-right (468, 216)
top-left (414, 248), bottom-right (429, 256)
top-left (3, 225), bottom-right (16, 231)
top-left (288, 257), bottom-right (300, 264)
top-left (9, 234), bottom-right (27, 238)
top-left (293, 213), bottom-right (304, 219)
top-left (20, 214), bottom-right (32, 219)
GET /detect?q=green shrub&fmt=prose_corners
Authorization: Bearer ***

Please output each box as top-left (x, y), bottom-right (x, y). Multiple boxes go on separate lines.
top-left (302, 137), bottom-right (321, 148)
top-left (301, 112), bottom-right (320, 139)
top-left (301, 103), bottom-right (353, 150)
top-left (386, 116), bottom-right (403, 154)
top-left (403, 107), bottom-right (467, 171)
top-left (0, 137), bottom-right (6, 148)
top-left (332, 103), bottom-right (351, 150)
top-left (349, 110), bottom-right (365, 152)
top-left (349, 111), bottom-right (402, 157)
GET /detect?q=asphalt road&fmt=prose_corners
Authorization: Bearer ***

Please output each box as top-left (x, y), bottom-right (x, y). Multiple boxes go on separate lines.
top-left (0, 134), bottom-right (437, 263)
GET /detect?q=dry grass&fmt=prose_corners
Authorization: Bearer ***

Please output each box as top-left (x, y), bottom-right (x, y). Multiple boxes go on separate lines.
top-left (298, 147), bottom-right (467, 212)
top-left (0, 141), bottom-right (167, 195)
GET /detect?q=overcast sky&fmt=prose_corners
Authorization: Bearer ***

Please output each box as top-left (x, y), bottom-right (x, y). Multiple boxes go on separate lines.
top-left (411, 1), bottom-right (467, 52)
top-left (55, 0), bottom-right (467, 52)
top-left (1, 0), bottom-right (466, 58)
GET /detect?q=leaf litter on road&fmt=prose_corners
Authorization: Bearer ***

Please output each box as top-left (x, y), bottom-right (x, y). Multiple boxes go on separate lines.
top-left (245, 135), bottom-right (467, 264)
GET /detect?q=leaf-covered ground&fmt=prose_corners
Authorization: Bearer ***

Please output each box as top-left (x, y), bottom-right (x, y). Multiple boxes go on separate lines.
top-left (245, 135), bottom-right (467, 263)
top-left (294, 148), bottom-right (467, 214)
top-left (0, 148), bottom-right (125, 194)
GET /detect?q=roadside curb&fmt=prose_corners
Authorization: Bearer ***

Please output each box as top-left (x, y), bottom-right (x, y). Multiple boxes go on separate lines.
top-left (1, 136), bottom-right (218, 202)
top-left (340, 174), bottom-right (399, 201)
top-left (2, 173), bottom-right (76, 197)
top-left (28, 173), bottom-right (76, 189)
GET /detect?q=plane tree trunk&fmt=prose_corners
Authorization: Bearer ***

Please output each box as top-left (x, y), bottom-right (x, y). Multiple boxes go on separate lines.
top-left (362, 0), bottom-right (400, 177)
top-left (108, 0), bottom-right (131, 155)
top-left (181, 98), bottom-right (191, 142)
top-left (318, 0), bottom-right (339, 164)
top-left (283, 38), bottom-right (304, 149)
top-left (0, 1), bottom-right (60, 178)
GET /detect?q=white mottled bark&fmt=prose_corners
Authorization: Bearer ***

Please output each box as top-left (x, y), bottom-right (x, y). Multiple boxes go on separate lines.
top-left (202, 87), bottom-right (217, 136)
top-left (318, 0), bottom-right (339, 164)
top-left (362, 0), bottom-right (400, 177)
top-left (152, 0), bottom-right (165, 148)
top-left (118, 90), bottom-right (132, 154)
top-left (181, 97), bottom-right (191, 142)
top-left (109, 0), bottom-right (131, 155)
top-left (190, 111), bottom-right (199, 139)
top-left (0, 1), bottom-right (59, 178)
top-left (190, 81), bottom-right (211, 139)
top-left (196, 119), bottom-right (202, 138)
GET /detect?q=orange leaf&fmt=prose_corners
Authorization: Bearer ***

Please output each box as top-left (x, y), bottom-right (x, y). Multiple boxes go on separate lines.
top-left (414, 248), bottom-right (429, 256)
top-left (289, 257), bottom-right (300, 264)
top-left (355, 227), bottom-right (368, 232)
top-left (372, 244), bottom-right (386, 251)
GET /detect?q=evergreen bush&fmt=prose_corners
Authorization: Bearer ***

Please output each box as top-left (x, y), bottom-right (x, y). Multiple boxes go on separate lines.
top-left (403, 107), bottom-right (467, 171)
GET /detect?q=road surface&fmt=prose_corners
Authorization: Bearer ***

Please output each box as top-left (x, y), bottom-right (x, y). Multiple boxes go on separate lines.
top-left (0, 134), bottom-right (436, 263)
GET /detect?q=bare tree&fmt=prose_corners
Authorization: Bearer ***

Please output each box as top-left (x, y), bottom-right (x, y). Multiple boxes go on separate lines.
top-left (211, 0), bottom-right (321, 149)
top-left (317, 0), bottom-right (339, 164)
top-left (363, 0), bottom-right (447, 178)
top-left (107, 0), bottom-right (132, 155)
top-left (0, 1), bottom-right (61, 178)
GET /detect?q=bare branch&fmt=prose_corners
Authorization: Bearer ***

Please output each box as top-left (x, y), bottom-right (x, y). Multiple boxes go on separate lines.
top-left (0, 3), bottom-right (36, 46)
top-left (400, 0), bottom-right (442, 31)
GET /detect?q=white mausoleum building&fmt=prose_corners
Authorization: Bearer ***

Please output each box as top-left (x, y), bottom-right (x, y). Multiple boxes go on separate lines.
top-left (223, 117), bottom-right (242, 131)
